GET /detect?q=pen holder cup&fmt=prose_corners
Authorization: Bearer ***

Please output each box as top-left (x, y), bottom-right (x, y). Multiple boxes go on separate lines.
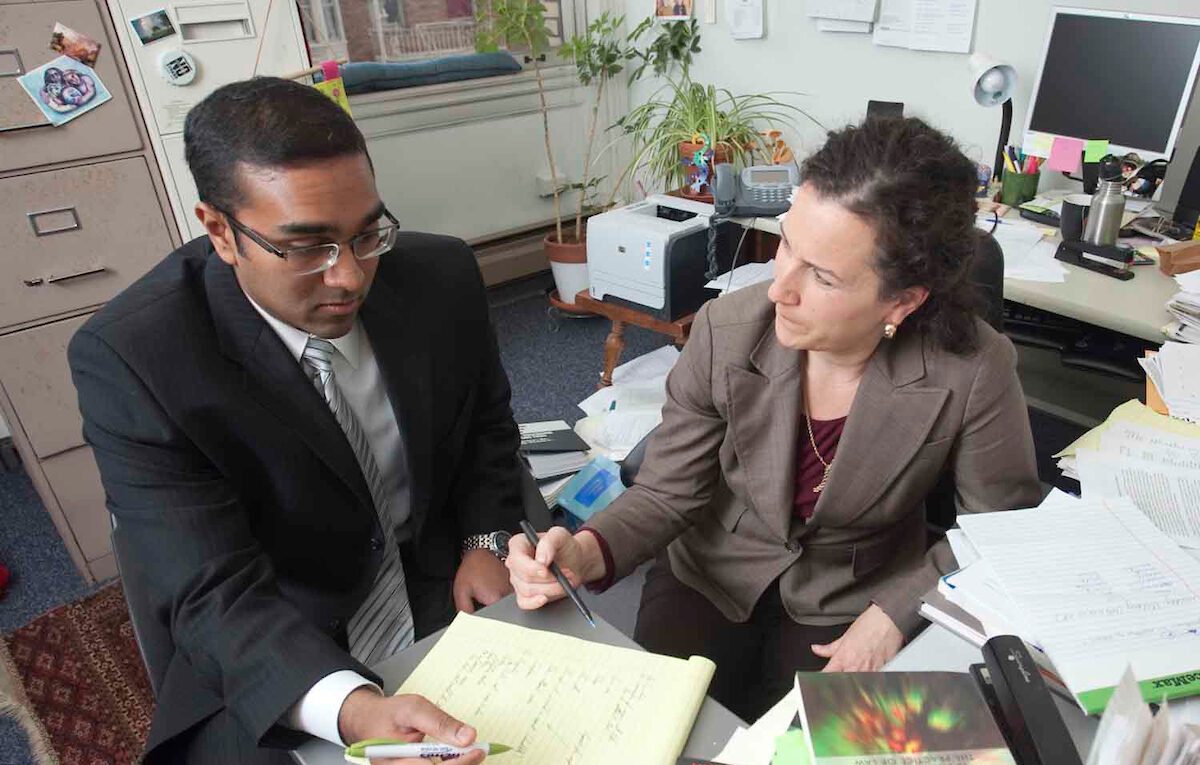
top-left (1000, 169), bottom-right (1040, 207)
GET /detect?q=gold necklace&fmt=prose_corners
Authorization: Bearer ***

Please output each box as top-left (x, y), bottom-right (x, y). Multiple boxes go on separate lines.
top-left (804, 410), bottom-right (833, 494)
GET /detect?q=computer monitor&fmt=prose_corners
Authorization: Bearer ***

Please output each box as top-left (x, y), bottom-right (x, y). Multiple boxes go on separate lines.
top-left (1159, 77), bottom-right (1200, 229)
top-left (1024, 8), bottom-right (1200, 163)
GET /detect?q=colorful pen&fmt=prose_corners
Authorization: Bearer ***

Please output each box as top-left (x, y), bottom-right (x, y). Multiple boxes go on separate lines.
top-left (518, 519), bottom-right (596, 628)
top-left (345, 740), bottom-right (512, 760)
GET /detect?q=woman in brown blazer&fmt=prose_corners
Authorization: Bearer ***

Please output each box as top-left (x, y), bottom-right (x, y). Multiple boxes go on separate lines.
top-left (508, 117), bottom-right (1042, 721)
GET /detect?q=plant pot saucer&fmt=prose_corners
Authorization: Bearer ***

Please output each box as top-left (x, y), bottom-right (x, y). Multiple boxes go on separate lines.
top-left (547, 289), bottom-right (597, 317)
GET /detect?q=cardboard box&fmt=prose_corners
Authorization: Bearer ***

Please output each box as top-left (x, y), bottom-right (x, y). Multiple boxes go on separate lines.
top-left (1156, 240), bottom-right (1200, 275)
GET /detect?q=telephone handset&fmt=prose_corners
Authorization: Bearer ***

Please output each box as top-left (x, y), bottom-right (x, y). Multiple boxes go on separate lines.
top-left (712, 163), bottom-right (800, 218)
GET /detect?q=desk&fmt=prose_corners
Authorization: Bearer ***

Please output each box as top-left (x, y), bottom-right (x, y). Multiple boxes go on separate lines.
top-left (291, 596), bottom-right (746, 765)
top-left (736, 213), bottom-right (1178, 344)
top-left (887, 624), bottom-right (1200, 760)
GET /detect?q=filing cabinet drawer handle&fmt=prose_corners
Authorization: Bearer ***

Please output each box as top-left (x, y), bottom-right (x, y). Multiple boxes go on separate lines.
top-left (24, 266), bottom-right (108, 287)
top-left (27, 207), bottom-right (81, 236)
top-left (0, 48), bottom-right (25, 77)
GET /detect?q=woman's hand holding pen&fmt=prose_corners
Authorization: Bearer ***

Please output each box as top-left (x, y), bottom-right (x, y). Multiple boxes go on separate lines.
top-left (506, 527), bottom-right (604, 609)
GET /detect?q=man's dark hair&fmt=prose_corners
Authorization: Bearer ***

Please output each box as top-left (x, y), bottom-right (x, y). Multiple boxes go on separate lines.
top-left (801, 117), bottom-right (981, 354)
top-left (184, 77), bottom-right (369, 213)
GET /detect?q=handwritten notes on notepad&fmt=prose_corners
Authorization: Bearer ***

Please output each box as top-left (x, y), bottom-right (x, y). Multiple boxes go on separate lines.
top-left (389, 613), bottom-right (715, 765)
top-left (957, 498), bottom-right (1200, 713)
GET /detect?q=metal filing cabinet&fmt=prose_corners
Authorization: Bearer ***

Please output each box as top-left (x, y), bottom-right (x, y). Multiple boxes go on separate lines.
top-left (0, 0), bottom-right (179, 583)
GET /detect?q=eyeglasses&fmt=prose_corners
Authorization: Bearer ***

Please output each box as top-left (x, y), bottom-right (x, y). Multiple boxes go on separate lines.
top-left (219, 208), bottom-right (401, 276)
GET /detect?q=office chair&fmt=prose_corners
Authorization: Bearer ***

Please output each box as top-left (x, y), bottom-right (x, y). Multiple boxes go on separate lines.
top-left (620, 230), bottom-right (1006, 536)
top-left (113, 460), bottom-right (555, 698)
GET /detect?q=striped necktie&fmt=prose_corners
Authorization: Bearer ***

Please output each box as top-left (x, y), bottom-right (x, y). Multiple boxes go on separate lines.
top-left (302, 337), bottom-right (414, 665)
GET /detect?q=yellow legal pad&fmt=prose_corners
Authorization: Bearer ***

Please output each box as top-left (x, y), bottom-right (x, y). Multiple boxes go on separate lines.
top-left (382, 612), bottom-right (715, 765)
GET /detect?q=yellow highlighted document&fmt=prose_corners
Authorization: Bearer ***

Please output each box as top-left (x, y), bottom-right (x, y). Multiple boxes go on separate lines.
top-left (383, 612), bottom-right (715, 765)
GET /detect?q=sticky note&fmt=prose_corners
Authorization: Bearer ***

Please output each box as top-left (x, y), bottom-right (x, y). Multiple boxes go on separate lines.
top-left (1084, 139), bottom-right (1110, 163)
top-left (1023, 131), bottom-right (1055, 158)
top-left (1047, 136), bottom-right (1085, 173)
top-left (773, 729), bottom-right (813, 765)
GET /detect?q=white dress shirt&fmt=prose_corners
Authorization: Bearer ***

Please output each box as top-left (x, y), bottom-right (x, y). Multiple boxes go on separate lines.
top-left (245, 295), bottom-right (408, 745)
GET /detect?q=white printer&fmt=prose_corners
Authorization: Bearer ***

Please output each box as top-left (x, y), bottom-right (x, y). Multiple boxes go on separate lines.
top-left (587, 195), bottom-right (735, 321)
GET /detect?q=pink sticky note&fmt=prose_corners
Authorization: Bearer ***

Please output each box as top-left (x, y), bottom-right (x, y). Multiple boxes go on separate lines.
top-left (1047, 136), bottom-right (1085, 173)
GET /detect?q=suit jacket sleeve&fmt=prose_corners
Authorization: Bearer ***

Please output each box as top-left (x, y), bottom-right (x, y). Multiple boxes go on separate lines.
top-left (585, 301), bottom-right (729, 580)
top-left (70, 328), bottom-right (378, 748)
top-left (445, 243), bottom-right (524, 537)
top-left (872, 334), bottom-right (1043, 636)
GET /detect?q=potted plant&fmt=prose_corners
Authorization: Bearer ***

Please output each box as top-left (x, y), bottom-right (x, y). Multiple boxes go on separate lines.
top-left (615, 80), bottom-right (824, 200)
top-left (476, 9), bottom-right (703, 304)
top-left (476, 0), bottom-right (588, 300)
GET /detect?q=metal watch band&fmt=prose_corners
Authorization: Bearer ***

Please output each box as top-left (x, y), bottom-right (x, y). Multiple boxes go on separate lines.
top-left (461, 531), bottom-right (510, 561)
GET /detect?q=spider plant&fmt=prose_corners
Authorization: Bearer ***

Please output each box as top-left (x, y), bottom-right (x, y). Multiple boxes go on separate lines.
top-left (612, 79), bottom-right (825, 199)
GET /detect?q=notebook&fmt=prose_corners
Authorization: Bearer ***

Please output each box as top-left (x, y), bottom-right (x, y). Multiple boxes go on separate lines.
top-left (351, 613), bottom-right (715, 765)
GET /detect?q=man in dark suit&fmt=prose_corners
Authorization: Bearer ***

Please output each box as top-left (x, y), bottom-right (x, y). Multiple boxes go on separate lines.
top-left (68, 78), bottom-right (522, 764)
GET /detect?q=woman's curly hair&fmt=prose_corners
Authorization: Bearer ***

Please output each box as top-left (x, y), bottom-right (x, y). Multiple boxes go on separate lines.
top-left (800, 117), bottom-right (982, 354)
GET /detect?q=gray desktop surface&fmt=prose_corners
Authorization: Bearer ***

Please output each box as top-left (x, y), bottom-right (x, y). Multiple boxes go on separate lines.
top-left (292, 596), bottom-right (746, 764)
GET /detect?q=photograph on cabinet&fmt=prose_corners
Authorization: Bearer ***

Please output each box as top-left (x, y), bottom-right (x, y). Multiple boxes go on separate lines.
top-left (49, 23), bottom-right (102, 66)
top-left (17, 54), bottom-right (112, 127)
top-left (130, 8), bottom-right (177, 44)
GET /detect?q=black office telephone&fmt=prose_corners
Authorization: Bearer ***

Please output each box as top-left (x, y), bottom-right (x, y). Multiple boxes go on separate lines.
top-left (712, 162), bottom-right (800, 217)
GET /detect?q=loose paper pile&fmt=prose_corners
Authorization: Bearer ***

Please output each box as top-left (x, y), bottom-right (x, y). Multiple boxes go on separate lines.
top-left (950, 497), bottom-right (1200, 714)
top-left (574, 346), bottom-right (677, 462)
top-left (1140, 341), bottom-right (1200, 424)
top-left (704, 260), bottom-right (775, 296)
top-left (976, 217), bottom-right (1066, 283)
top-left (1166, 270), bottom-right (1200, 344)
top-left (1054, 399), bottom-right (1200, 550)
top-left (1086, 669), bottom-right (1200, 765)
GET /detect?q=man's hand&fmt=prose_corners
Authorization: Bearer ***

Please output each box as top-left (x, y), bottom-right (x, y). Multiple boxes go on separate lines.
top-left (452, 549), bottom-right (512, 614)
top-left (338, 688), bottom-right (486, 765)
top-left (810, 604), bottom-right (904, 672)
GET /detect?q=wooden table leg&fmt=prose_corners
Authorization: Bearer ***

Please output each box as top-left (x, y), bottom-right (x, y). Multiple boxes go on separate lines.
top-left (600, 319), bottom-right (626, 388)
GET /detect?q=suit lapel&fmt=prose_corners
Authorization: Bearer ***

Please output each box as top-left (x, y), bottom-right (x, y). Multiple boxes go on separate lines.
top-left (203, 253), bottom-right (375, 515)
top-left (726, 326), bottom-right (803, 543)
top-left (811, 331), bottom-right (948, 527)
top-left (359, 275), bottom-right (435, 531)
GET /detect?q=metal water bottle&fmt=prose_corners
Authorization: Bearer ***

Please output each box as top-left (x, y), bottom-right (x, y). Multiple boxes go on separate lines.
top-left (1083, 157), bottom-right (1125, 246)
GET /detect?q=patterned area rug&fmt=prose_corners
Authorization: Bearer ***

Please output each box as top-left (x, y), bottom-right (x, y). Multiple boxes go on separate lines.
top-left (0, 583), bottom-right (153, 765)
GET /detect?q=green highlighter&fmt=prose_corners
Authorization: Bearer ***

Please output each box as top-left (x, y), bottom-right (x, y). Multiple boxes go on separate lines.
top-left (345, 739), bottom-right (512, 760)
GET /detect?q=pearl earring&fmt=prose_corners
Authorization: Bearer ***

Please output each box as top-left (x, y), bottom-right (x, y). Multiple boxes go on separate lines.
top-left (883, 323), bottom-right (897, 339)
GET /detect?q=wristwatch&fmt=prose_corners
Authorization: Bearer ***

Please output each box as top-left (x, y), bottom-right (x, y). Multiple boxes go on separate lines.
top-left (462, 530), bottom-right (513, 562)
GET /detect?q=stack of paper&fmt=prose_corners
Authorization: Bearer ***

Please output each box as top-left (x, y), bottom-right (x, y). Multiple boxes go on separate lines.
top-left (1052, 399), bottom-right (1200, 550)
top-left (947, 497), bottom-right (1200, 714)
top-left (977, 218), bottom-right (1066, 282)
top-left (1087, 668), bottom-right (1200, 765)
top-left (714, 689), bottom-right (802, 765)
top-left (704, 260), bottom-right (775, 295)
top-left (518, 420), bottom-right (591, 480)
top-left (1166, 270), bottom-right (1200, 343)
top-left (1141, 342), bottom-right (1200, 423)
top-left (807, 0), bottom-right (877, 34)
top-left (921, 491), bottom-right (1077, 697)
top-left (873, 0), bottom-right (978, 53)
top-left (575, 346), bottom-right (678, 462)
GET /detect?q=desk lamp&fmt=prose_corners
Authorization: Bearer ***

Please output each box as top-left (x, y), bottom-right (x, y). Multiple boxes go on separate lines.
top-left (970, 54), bottom-right (1018, 181)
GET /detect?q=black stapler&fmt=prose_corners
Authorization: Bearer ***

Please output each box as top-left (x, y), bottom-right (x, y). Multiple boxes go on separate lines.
top-left (970, 635), bottom-right (1082, 765)
top-left (1054, 240), bottom-right (1135, 281)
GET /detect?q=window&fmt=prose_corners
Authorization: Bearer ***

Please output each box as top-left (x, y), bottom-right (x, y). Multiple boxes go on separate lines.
top-left (296, 0), bottom-right (570, 65)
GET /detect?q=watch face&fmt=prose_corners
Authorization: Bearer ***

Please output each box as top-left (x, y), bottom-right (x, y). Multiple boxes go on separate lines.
top-left (493, 530), bottom-right (513, 554)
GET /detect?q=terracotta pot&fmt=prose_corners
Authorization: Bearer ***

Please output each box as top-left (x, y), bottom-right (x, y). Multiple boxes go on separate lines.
top-left (678, 141), bottom-right (736, 201)
top-left (544, 233), bottom-right (588, 304)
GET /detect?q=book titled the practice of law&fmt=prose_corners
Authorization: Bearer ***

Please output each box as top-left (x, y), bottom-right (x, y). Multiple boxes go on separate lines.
top-left (794, 671), bottom-right (1016, 764)
top-left (359, 612), bottom-right (716, 765)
